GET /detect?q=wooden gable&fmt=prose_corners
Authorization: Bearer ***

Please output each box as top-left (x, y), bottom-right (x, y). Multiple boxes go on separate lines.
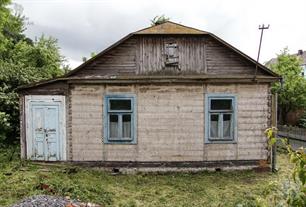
top-left (65, 21), bottom-right (277, 78)
top-left (18, 21), bottom-right (280, 92)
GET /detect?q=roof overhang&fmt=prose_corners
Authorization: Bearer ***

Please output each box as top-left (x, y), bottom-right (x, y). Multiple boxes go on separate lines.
top-left (17, 75), bottom-right (280, 92)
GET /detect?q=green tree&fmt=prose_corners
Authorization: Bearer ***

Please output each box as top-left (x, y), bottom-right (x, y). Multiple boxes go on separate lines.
top-left (267, 48), bottom-right (306, 124)
top-left (0, 0), bottom-right (66, 145)
top-left (150, 15), bottom-right (170, 26)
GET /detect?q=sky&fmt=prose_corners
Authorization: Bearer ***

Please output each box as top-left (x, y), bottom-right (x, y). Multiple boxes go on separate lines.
top-left (13, 0), bottom-right (306, 69)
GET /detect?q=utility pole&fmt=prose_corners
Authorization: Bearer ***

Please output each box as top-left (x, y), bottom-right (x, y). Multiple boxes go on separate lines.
top-left (254, 24), bottom-right (270, 80)
top-left (254, 24), bottom-right (277, 172)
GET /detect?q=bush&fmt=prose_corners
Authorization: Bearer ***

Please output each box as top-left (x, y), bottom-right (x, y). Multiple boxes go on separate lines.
top-left (265, 127), bottom-right (306, 207)
top-left (298, 111), bottom-right (306, 128)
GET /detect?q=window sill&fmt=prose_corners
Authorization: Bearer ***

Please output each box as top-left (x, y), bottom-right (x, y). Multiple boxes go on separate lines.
top-left (205, 140), bottom-right (237, 144)
top-left (104, 140), bottom-right (137, 145)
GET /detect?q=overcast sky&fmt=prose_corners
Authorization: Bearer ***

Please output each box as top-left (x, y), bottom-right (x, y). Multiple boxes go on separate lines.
top-left (13, 0), bottom-right (306, 69)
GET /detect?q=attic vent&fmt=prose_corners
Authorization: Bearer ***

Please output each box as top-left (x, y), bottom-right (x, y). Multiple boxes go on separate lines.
top-left (165, 42), bottom-right (179, 66)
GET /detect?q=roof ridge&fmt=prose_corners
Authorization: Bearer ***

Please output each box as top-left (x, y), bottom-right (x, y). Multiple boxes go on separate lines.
top-left (134, 21), bottom-right (208, 34)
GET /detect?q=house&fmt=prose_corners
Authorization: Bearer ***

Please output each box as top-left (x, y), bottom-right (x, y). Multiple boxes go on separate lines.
top-left (297, 50), bottom-right (306, 77)
top-left (18, 21), bottom-right (280, 170)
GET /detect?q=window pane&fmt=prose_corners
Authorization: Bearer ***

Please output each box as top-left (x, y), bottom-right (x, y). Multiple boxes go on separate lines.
top-left (109, 115), bottom-right (118, 138)
top-left (110, 99), bottom-right (131, 110)
top-left (210, 114), bottom-right (219, 138)
top-left (211, 99), bottom-right (232, 110)
top-left (122, 114), bottom-right (131, 138)
top-left (223, 114), bottom-right (232, 138)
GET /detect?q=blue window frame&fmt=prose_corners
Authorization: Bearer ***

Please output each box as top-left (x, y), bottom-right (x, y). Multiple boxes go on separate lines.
top-left (103, 94), bottom-right (136, 144)
top-left (205, 94), bottom-right (237, 143)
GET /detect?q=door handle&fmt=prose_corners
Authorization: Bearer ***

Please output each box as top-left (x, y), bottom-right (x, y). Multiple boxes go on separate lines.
top-left (35, 127), bottom-right (43, 131)
top-left (45, 128), bottom-right (56, 132)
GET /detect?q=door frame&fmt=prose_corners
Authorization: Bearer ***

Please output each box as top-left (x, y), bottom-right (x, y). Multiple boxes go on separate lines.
top-left (25, 95), bottom-right (66, 161)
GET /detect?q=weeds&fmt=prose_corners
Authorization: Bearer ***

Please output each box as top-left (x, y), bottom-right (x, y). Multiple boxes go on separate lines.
top-left (0, 147), bottom-right (294, 207)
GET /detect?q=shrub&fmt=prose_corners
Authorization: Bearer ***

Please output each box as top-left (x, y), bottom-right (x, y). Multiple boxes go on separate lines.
top-left (297, 111), bottom-right (306, 128)
top-left (265, 127), bottom-right (306, 206)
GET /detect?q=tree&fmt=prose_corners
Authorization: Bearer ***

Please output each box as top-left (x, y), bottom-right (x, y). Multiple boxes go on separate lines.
top-left (267, 48), bottom-right (306, 124)
top-left (0, 0), bottom-right (66, 146)
top-left (82, 51), bottom-right (96, 62)
top-left (150, 15), bottom-right (170, 26)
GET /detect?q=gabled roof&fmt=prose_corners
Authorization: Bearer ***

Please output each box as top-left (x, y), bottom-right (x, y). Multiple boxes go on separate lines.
top-left (63, 21), bottom-right (279, 78)
top-left (18, 21), bottom-right (280, 91)
top-left (135, 21), bottom-right (208, 34)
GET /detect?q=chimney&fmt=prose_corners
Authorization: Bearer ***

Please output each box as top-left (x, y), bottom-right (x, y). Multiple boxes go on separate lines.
top-left (298, 49), bottom-right (303, 55)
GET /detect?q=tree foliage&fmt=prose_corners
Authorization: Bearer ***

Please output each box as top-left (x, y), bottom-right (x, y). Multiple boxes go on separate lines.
top-left (267, 48), bottom-right (306, 123)
top-left (0, 0), bottom-right (66, 145)
top-left (150, 15), bottom-right (170, 26)
top-left (297, 111), bottom-right (306, 128)
top-left (82, 51), bottom-right (97, 62)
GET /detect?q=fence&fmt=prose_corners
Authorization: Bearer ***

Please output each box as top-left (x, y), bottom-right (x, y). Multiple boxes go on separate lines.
top-left (277, 125), bottom-right (306, 149)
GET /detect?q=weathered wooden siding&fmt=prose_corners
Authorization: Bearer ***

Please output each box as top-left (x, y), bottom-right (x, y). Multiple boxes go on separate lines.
top-left (205, 36), bottom-right (264, 75)
top-left (69, 83), bottom-right (269, 162)
top-left (19, 81), bottom-right (68, 95)
top-left (19, 95), bottom-right (26, 159)
top-left (138, 36), bottom-right (206, 75)
top-left (71, 37), bottom-right (138, 78)
top-left (70, 35), bottom-right (268, 78)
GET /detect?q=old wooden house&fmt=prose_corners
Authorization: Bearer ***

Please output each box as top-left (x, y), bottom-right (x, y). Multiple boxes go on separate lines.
top-left (18, 21), bottom-right (280, 170)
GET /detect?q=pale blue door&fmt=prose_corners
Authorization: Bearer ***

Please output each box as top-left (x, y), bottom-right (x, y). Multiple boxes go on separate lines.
top-left (31, 104), bottom-right (60, 161)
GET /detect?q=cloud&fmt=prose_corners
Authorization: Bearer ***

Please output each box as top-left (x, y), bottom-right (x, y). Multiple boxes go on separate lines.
top-left (14, 0), bottom-right (306, 68)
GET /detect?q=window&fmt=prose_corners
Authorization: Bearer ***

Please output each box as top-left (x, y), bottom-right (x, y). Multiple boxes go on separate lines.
top-left (165, 42), bottom-right (178, 66)
top-left (103, 95), bottom-right (136, 144)
top-left (205, 94), bottom-right (237, 143)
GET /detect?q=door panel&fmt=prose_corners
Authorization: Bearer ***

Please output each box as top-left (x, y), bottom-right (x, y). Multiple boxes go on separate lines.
top-left (31, 104), bottom-right (60, 161)
top-left (32, 106), bottom-right (45, 160)
top-left (45, 106), bottom-right (59, 161)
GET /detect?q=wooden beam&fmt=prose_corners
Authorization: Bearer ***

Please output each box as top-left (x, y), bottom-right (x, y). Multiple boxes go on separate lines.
top-left (271, 93), bottom-right (277, 127)
top-left (271, 93), bottom-right (278, 172)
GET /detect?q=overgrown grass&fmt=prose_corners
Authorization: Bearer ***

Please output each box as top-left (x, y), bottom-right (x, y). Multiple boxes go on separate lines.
top-left (0, 147), bottom-right (293, 207)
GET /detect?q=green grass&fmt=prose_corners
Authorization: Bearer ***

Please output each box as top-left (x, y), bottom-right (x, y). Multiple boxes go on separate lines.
top-left (0, 148), bottom-right (293, 207)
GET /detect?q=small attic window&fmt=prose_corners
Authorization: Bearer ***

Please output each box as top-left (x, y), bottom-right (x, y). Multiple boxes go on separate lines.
top-left (165, 42), bottom-right (178, 66)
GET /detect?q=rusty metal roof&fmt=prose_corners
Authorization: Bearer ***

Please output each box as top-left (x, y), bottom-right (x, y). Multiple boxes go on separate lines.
top-left (134, 21), bottom-right (208, 34)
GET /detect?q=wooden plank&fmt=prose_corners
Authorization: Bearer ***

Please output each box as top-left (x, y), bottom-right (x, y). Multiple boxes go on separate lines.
top-left (19, 95), bottom-right (26, 159)
top-left (72, 37), bottom-right (138, 77)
